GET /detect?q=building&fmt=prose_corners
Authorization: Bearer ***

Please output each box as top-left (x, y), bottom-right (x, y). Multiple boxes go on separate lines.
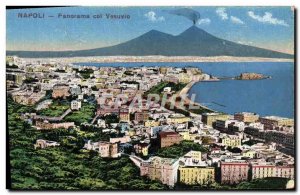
top-left (265, 131), bottom-right (294, 148)
top-left (178, 73), bottom-right (192, 83)
top-left (52, 84), bottom-right (70, 99)
top-left (135, 111), bottom-right (149, 122)
top-left (275, 165), bottom-right (294, 179)
top-left (163, 87), bottom-right (172, 93)
top-left (35, 120), bottom-right (75, 130)
top-left (251, 163), bottom-right (294, 180)
top-left (6, 55), bottom-right (17, 65)
top-left (178, 131), bottom-right (190, 140)
top-left (70, 85), bottom-right (81, 96)
top-left (110, 135), bottom-right (131, 144)
top-left (167, 115), bottom-right (190, 124)
top-left (242, 150), bottom-right (257, 159)
top-left (259, 116), bottom-right (294, 130)
top-left (140, 156), bottom-right (179, 187)
top-left (213, 119), bottom-right (245, 132)
top-left (202, 113), bottom-right (230, 127)
top-left (234, 112), bottom-right (259, 123)
top-left (34, 139), bottom-right (60, 149)
top-left (97, 119), bottom-right (106, 128)
top-left (158, 131), bottom-right (182, 148)
top-left (119, 108), bottom-right (130, 122)
top-left (251, 162), bottom-right (276, 180)
top-left (221, 135), bottom-right (242, 147)
top-left (178, 166), bottom-right (215, 185)
top-left (144, 120), bottom-right (160, 127)
top-left (84, 140), bottom-right (120, 158)
top-left (97, 107), bottom-right (119, 116)
top-left (36, 99), bottom-right (53, 110)
top-left (134, 143), bottom-right (150, 156)
top-left (221, 161), bottom-right (249, 185)
top-left (159, 67), bottom-right (169, 74)
top-left (178, 151), bottom-right (215, 185)
top-left (245, 127), bottom-right (294, 148)
top-left (99, 142), bottom-right (119, 158)
top-left (12, 90), bottom-right (46, 106)
top-left (71, 100), bottom-right (82, 110)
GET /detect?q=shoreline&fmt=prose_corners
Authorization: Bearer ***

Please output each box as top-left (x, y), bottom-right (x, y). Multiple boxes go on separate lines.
top-left (179, 81), bottom-right (216, 113)
top-left (19, 55), bottom-right (294, 63)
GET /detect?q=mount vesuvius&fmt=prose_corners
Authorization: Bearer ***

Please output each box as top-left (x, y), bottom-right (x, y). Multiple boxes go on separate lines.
top-left (7, 26), bottom-right (293, 59)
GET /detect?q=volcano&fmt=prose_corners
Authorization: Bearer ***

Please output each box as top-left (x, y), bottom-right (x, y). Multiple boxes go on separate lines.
top-left (7, 26), bottom-right (293, 59)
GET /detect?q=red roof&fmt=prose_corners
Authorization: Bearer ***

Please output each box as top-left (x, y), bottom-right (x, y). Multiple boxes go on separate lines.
top-left (159, 131), bottom-right (180, 138)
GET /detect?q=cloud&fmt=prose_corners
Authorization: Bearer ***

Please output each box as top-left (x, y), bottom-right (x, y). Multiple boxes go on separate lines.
top-left (144, 11), bottom-right (165, 22)
top-left (216, 8), bottom-right (244, 25)
top-left (198, 18), bottom-right (211, 25)
top-left (216, 8), bottom-right (228, 20)
top-left (247, 11), bottom-right (288, 26)
top-left (230, 16), bottom-right (244, 24)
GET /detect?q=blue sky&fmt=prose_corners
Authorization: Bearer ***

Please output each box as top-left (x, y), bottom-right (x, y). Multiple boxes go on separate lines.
top-left (6, 6), bottom-right (294, 54)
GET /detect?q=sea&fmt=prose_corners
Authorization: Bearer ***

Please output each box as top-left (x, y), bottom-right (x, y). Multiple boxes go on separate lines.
top-left (75, 62), bottom-right (294, 118)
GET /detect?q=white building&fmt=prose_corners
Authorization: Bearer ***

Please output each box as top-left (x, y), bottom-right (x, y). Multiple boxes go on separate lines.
top-left (71, 100), bottom-right (82, 110)
top-left (97, 119), bottom-right (106, 128)
top-left (163, 87), bottom-right (172, 93)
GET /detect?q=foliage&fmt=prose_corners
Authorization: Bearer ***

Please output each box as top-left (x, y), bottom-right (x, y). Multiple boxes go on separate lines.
top-left (175, 182), bottom-right (232, 190)
top-left (75, 68), bottom-right (94, 79)
top-left (8, 96), bottom-right (167, 190)
top-left (55, 69), bottom-right (66, 73)
top-left (23, 77), bottom-right (39, 84)
top-left (145, 82), bottom-right (186, 97)
top-left (37, 99), bottom-right (69, 117)
top-left (189, 107), bottom-right (213, 114)
top-left (101, 114), bottom-right (119, 124)
top-left (236, 177), bottom-right (289, 190)
top-left (65, 103), bottom-right (96, 125)
top-left (156, 141), bottom-right (208, 159)
top-left (227, 146), bottom-right (242, 153)
top-left (7, 64), bottom-right (19, 69)
top-left (242, 139), bottom-right (261, 146)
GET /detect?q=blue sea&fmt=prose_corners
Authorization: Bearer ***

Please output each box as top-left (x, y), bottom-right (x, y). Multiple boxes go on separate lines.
top-left (75, 62), bottom-right (294, 118)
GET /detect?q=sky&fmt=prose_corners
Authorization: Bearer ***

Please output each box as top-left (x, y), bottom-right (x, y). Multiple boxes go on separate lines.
top-left (6, 6), bottom-right (295, 54)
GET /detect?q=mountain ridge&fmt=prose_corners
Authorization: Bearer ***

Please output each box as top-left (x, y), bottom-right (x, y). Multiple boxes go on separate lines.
top-left (7, 26), bottom-right (293, 59)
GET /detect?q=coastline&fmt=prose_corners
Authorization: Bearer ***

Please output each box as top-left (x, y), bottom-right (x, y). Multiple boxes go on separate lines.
top-left (20, 55), bottom-right (294, 63)
top-left (179, 81), bottom-right (216, 113)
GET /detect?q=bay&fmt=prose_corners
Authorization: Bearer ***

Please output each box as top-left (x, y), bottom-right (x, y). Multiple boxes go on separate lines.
top-left (75, 62), bottom-right (294, 118)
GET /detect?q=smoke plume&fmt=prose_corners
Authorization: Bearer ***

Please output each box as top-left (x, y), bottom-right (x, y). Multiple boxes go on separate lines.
top-left (168, 8), bottom-right (201, 25)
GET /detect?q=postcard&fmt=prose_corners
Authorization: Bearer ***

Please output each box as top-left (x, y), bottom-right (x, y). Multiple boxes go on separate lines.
top-left (6, 6), bottom-right (295, 190)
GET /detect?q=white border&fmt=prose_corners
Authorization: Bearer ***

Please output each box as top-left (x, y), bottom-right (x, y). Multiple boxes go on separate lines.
top-left (1, 1), bottom-right (298, 195)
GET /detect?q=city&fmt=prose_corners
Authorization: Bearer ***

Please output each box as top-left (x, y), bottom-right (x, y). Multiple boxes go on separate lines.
top-left (7, 55), bottom-right (295, 190)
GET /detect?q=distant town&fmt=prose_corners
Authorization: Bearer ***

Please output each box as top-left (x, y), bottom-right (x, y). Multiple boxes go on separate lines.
top-left (7, 55), bottom-right (294, 189)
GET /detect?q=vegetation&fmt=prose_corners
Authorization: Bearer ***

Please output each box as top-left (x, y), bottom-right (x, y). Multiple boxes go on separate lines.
top-left (65, 103), bottom-right (96, 125)
top-left (156, 141), bottom-right (208, 159)
top-left (144, 82), bottom-right (186, 96)
top-left (164, 103), bottom-right (190, 117)
top-left (37, 99), bottom-right (69, 117)
top-left (226, 147), bottom-right (242, 153)
top-left (124, 71), bottom-right (134, 76)
top-left (75, 69), bottom-right (94, 79)
top-left (175, 182), bottom-right (232, 190)
top-left (189, 107), bottom-right (213, 114)
top-left (55, 69), bottom-right (66, 73)
top-left (8, 96), bottom-right (167, 190)
top-left (236, 178), bottom-right (289, 190)
top-left (101, 114), bottom-right (119, 124)
top-left (7, 64), bottom-right (19, 69)
top-left (242, 139), bottom-right (262, 146)
top-left (23, 77), bottom-right (39, 84)
top-left (164, 82), bottom-right (186, 92)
